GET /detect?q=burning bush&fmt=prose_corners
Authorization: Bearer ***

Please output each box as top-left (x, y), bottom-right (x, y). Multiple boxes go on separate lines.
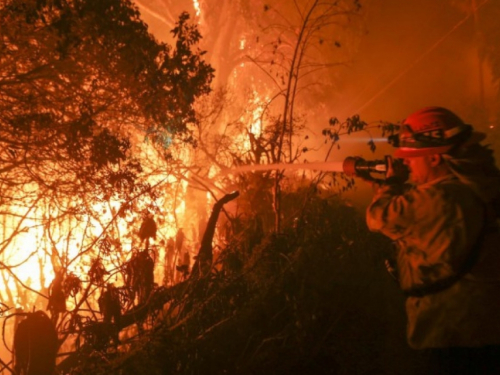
top-left (61, 186), bottom-right (423, 375)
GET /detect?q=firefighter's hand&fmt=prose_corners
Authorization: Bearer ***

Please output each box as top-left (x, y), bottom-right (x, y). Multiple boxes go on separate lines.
top-left (384, 156), bottom-right (409, 185)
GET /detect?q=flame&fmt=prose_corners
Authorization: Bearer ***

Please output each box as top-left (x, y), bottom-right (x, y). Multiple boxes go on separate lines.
top-left (227, 90), bottom-right (266, 153)
top-left (1, 199), bottom-right (127, 308)
top-left (0, 0), bottom-right (290, 363)
top-left (193, 0), bottom-right (201, 17)
top-left (249, 94), bottom-right (264, 137)
top-left (0, 137), bottom-right (194, 316)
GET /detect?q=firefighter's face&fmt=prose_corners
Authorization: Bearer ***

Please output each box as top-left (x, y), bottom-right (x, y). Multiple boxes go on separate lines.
top-left (402, 155), bottom-right (436, 184)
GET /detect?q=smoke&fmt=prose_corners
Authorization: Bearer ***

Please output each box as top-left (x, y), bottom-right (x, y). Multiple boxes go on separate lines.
top-left (137, 0), bottom-right (499, 209)
top-left (331, 0), bottom-right (494, 131)
top-left (138, 0), bottom-right (496, 131)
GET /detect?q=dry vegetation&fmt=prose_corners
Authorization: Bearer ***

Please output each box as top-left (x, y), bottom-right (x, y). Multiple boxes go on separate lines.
top-left (64, 188), bottom-right (429, 375)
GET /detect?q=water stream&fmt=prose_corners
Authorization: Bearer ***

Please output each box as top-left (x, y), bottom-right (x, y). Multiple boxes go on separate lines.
top-left (220, 161), bottom-right (345, 175)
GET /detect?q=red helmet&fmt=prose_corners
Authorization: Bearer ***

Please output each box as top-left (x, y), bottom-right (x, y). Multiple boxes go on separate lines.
top-left (394, 107), bottom-right (485, 158)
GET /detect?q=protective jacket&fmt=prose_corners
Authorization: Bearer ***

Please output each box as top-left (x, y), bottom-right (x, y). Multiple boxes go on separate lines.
top-left (366, 174), bottom-right (500, 349)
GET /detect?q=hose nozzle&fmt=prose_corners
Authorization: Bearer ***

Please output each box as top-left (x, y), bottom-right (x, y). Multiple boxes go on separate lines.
top-left (342, 157), bottom-right (387, 177)
top-left (343, 156), bottom-right (409, 183)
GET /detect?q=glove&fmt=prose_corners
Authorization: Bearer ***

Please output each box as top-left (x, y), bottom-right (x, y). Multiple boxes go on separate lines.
top-left (384, 156), bottom-right (409, 185)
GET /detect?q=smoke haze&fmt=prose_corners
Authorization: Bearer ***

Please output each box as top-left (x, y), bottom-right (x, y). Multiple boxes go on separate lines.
top-left (137, 0), bottom-right (499, 209)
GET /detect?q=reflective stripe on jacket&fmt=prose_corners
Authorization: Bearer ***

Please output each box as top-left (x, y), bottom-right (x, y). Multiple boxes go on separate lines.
top-left (366, 174), bottom-right (500, 349)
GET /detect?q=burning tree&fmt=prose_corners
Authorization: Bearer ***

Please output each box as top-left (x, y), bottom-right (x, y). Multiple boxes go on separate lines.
top-left (189, 0), bottom-right (366, 234)
top-left (0, 0), bottom-right (403, 374)
top-left (0, 0), bottom-right (213, 369)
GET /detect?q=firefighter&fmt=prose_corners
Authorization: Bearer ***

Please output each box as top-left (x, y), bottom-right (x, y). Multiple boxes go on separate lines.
top-left (365, 107), bottom-right (500, 374)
